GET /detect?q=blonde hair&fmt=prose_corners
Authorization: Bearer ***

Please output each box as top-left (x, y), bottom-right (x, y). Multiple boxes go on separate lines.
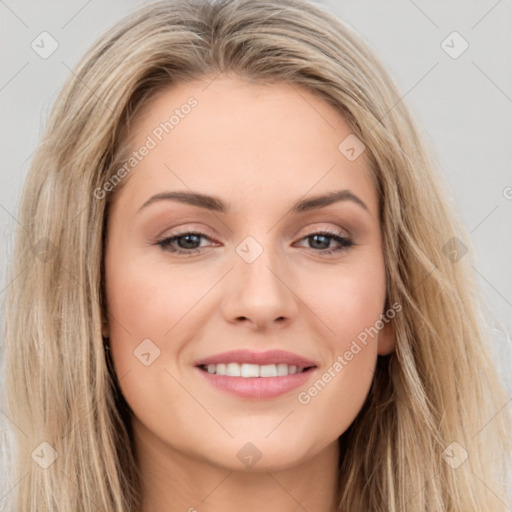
top-left (2, 0), bottom-right (510, 510)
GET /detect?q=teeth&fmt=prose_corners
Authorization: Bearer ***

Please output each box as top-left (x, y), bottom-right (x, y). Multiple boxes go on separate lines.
top-left (277, 363), bottom-right (288, 376)
top-left (203, 363), bottom-right (305, 377)
top-left (240, 364), bottom-right (259, 377)
top-left (226, 362), bottom-right (240, 377)
top-left (260, 364), bottom-right (277, 377)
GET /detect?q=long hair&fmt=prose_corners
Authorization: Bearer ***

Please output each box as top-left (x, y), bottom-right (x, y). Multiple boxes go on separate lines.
top-left (2, 0), bottom-right (510, 510)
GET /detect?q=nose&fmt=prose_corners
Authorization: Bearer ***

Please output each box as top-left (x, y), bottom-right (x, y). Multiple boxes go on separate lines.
top-left (221, 240), bottom-right (298, 330)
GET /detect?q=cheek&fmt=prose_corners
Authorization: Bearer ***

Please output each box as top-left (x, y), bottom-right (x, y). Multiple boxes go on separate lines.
top-left (294, 255), bottom-right (386, 429)
top-left (294, 284), bottom-right (383, 446)
top-left (103, 252), bottom-right (191, 432)
top-left (103, 248), bottom-right (175, 377)
top-left (104, 249), bottom-right (201, 344)
top-left (309, 256), bottom-right (387, 346)
top-left (103, 247), bottom-right (217, 414)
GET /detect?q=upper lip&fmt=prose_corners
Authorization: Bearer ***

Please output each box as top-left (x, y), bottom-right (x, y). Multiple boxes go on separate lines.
top-left (194, 349), bottom-right (318, 369)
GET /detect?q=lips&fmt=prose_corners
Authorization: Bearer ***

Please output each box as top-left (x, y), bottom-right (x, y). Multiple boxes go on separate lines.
top-left (194, 349), bottom-right (318, 399)
top-left (194, 349), bottom-right (317, 368)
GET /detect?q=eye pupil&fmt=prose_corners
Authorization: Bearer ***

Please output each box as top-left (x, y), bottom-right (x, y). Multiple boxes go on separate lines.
top-left (179, 234), bottom-right (201, 249)
top-left (310, 234), bottom-right (329, 249)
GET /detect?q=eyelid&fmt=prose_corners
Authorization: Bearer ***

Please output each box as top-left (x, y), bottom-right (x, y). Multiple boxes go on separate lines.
top-left (299, 225), bottom-right (350, 238)
top-left (156, 223), bottom-right (350, 243)
top-left (155, 224), bottom-right (217, 241)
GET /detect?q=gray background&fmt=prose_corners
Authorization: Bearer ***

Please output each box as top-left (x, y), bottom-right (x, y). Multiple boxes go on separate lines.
top-left (1, 0), bottom-right (511, 506)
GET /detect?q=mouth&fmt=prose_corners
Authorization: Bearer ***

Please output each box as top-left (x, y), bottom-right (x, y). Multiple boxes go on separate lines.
top-left (194, 350), bottom-right (318, 399)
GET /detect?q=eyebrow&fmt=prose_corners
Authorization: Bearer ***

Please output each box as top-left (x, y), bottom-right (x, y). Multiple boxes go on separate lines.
top-left (136, 189), bottom-right (369, 215)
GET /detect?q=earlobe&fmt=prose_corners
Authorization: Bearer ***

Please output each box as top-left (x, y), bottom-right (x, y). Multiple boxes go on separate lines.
top-left (377, 319), bottom-right (396, 356)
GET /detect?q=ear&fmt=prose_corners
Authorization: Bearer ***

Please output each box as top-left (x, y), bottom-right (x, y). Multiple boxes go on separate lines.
top-left (377, 317), bottom-right (396, 356)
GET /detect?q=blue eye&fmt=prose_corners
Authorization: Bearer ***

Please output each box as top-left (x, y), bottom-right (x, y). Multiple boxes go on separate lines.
top-left (156, 232), bottom-right (209, 255)
top-left (156, 229), bottom-right (353, 256)
top-left (301, 231), bottom-right (354, 254)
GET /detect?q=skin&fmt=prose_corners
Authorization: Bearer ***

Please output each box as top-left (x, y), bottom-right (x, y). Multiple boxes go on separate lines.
top-left (103, 75), bottom-right (395, 512)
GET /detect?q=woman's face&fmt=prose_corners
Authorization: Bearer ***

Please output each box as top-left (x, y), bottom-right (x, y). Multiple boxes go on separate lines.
top-left (104, 76), bottom-right (394, 472)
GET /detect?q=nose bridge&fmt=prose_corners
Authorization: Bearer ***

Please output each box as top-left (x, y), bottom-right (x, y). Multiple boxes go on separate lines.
top-left (235, 233), bottom-right (285, 294)
top-left (224, 233), bottom-right (296, 326)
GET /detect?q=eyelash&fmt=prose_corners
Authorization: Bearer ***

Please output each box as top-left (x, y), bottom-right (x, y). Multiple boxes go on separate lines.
top-left (155, 227), bottom-right (354, 256)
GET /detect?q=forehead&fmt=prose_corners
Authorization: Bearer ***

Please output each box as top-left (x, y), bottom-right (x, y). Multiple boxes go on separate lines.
top-left (112, 76), bottom-right (377, 216)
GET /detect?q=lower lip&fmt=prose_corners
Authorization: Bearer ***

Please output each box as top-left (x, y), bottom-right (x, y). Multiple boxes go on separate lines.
top-left (196, 367), bottom-right (316, 399)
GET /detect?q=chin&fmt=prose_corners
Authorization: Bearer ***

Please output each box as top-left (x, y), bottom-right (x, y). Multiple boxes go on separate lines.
top-left (199, 434), bottom-right (321, 473)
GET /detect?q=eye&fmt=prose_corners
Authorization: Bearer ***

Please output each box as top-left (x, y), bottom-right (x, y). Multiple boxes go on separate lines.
top-left (295, 228), bottom-right (354, 255)
top-left (156, 230), bottom-right (215, 255)
top-left (155, 228), bottom-right (353, 256)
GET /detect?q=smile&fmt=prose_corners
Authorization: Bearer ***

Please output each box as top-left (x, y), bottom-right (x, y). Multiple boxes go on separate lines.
top-left (194, 349), bottom-right (318, 399)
